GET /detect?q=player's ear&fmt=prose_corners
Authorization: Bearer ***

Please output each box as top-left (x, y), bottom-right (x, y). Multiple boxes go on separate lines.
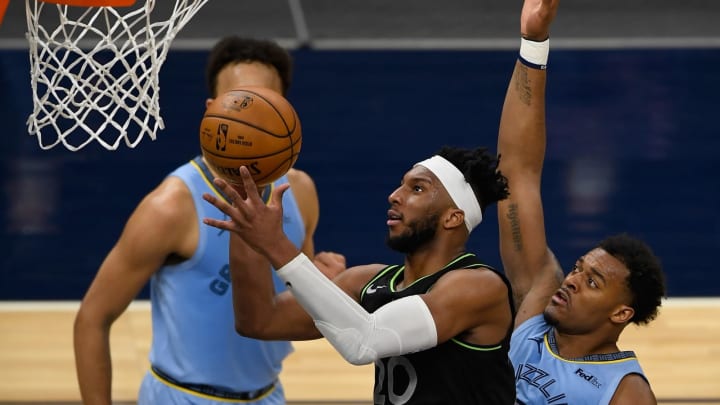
top-left (610, 304), bottom-right (634, 325)
top-left (205, 98), bottom-right (214, 109)
top-left (443, 208), bottom-right (465, 230)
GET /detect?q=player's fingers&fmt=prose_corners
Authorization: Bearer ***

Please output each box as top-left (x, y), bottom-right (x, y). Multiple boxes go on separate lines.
top-left (202, 193), bottom-right (237, 218)
top-left (334, 253), bottom-right (347, 267)
top-left (239, 166), bottom-right (264, 203)
top-left (319, 251), bottom-right (345, 261)
top-left (270, 184), bottom-right (291, 208)
top-left (212, 178), bottom-right (244, 204)
top-left (313, 251), bottom-right (347, 279)
top-left (315, 251), bottom-right (347, 267)
top-left (542, 0), bottom-right (559, 15)
top-left (213, 177), bottom-right (231, 192)
top-left (202, 217), bottom-right (236, 232)
top-left (225, 185), bottom-right (245, 207)
top-left (202, 192), bottom-right (230, 212)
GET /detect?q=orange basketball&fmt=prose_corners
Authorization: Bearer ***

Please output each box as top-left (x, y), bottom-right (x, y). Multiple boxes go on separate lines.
top-left (199, 86), bottom-right (302, 186)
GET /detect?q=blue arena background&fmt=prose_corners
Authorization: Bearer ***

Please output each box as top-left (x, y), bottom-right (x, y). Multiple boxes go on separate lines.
top-left (0, 47), bottom-right (718, 299)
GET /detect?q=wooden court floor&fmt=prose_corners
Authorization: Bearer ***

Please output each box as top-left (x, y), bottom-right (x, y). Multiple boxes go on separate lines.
top-left (0, 298), bottom-right (718, 404)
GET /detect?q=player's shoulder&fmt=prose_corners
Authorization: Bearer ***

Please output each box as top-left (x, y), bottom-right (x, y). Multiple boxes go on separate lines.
top-left (151, 175), bottom-right (193, 201)
top-left (440, 265), bottom-right (507, 288)
top-left (286, 167), bottom-right (315, 187)
top-left (610, 373), bottom-right (655, 404)
top-left (285, 167), bottom-right (317, 200)
top-left (137, 176), bottom-right (195, 221)
top-left (434, 266), bottom-right (510, 302)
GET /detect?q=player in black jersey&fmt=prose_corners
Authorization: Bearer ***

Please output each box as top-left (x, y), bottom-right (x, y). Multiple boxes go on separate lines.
top-left (203, 145), bottom-right (516, 404)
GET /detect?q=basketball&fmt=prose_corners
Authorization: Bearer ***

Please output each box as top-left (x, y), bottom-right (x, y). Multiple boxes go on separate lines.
top-left (199, 86), bottom-right (302, 186)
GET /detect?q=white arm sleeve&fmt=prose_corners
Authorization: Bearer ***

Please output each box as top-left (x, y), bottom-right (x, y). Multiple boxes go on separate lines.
top-left (277, 253), bottom-right (438, 365)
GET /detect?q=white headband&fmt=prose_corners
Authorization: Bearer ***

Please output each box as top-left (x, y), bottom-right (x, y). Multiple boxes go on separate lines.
top-left (415, 155), bottom-right (483, 232)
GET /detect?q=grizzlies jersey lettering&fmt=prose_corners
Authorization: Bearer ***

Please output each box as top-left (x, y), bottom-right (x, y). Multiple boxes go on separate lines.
top-left (510, 315), bottom-right (648, 405)
top-left (148, 156), bottom-right (303, 392)
top-left (360, 253), bottom-right (516, 404)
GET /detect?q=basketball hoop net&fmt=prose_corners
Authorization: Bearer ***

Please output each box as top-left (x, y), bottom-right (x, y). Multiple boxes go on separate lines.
top-left (25, 0), bottom-right (209, 151)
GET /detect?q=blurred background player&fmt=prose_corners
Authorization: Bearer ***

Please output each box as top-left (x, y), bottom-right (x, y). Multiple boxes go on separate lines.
top-left (74, 36), bottom-right (343, 405)
top-left (495, 0), bottom-right (667, 403)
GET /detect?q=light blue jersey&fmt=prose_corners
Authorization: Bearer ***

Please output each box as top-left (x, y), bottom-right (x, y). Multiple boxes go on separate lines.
top-left (510, 315), bottom-right (648, 405)
top-left (139, 156), bottom-right (304, 404)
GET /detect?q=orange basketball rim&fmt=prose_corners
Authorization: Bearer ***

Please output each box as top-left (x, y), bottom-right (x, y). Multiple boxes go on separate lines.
top-left (0, 0), bottom-right (136, 26)
top-left (0, 0), bottom-right (8, 26)
top-left (39, 0), bottom-right (136, 5)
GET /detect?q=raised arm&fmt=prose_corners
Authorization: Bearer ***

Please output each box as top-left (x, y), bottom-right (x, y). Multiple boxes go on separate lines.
top-left (496, 0), bottom-right (563, 328)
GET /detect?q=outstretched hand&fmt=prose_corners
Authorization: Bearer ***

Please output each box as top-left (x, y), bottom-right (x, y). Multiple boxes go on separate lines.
top-left (521, 0), bottom-right (559, 41)
top-left (314, 251), bottom-right (347, 279)
top-left (203, 166), bottom-right (289, 256)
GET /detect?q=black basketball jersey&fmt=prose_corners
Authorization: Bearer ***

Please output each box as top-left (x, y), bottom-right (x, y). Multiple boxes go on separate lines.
top-left (360, 252), bottom-right (516, 405)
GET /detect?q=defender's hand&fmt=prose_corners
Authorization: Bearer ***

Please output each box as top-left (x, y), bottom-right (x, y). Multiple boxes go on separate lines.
top-left (521, 0), bottom-right (559, 41)
top-left (314, 251), bottom-right (347, 279)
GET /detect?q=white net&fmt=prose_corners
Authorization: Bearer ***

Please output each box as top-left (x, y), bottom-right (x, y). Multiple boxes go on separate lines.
top-left (25, 0), bottom-right (209, 151)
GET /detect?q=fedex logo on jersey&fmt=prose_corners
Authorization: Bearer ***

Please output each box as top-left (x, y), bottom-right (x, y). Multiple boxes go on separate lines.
top-left (575, 368), bottom-right (602, 389)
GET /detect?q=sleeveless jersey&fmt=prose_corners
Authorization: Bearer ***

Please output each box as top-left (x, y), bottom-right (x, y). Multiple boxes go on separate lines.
top-left (148, 156), bottom-right (303, 392)
top-left (360, 253), bottom-right (516, 405)
top-left (510, 315), bottom-right (649, 405)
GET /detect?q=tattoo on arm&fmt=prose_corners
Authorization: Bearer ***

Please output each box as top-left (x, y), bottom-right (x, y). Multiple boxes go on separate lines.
top-left (507, 203), bottom-right (523, 252)
top-left (514, 65), bottom-right (532, 106)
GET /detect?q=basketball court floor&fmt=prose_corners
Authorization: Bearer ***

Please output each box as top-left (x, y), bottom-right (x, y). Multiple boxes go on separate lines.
top-left (1, 298), bottom-right (719, 404)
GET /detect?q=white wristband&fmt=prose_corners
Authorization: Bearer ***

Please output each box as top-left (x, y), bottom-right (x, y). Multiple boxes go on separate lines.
top-left (519, 37), bottom-right (549, 70)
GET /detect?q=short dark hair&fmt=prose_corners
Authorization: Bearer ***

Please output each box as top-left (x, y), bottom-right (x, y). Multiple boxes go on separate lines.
top-left (598, 233), bottom-right (666, 325)
top-left (435, 146), bottom-right (509, 211)
top-left (205, 36), bottom-right (293, 97)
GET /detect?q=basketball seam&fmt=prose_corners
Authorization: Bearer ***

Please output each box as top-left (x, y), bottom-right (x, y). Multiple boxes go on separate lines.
top-left (254, 157), bottom-right (295, 184)
top-left (239, 88), bottom-right (297, 134)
